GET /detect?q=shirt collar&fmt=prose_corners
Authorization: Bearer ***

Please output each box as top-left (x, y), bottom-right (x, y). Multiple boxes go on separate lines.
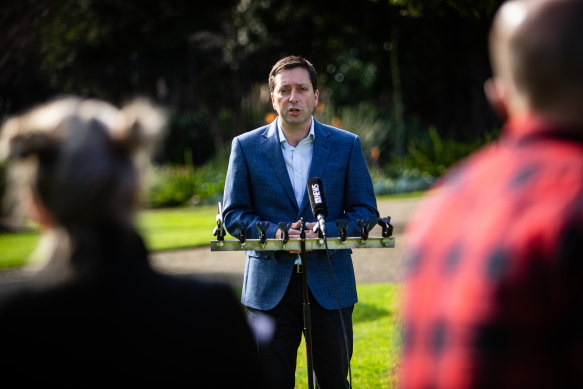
top-left (278, 117), bottom-right (315, 148)
top-left (504, 114), bottom-right (583, 144)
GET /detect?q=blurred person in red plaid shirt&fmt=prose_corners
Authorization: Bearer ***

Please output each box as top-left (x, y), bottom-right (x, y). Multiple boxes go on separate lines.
top-left (400, 0), bottom-right (583, 388)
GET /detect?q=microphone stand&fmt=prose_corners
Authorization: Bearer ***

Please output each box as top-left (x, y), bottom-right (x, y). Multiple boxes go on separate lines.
top-left (299, 218), bottom-right (315, 389)
top-left (211, 206), bottom-right (395, 389)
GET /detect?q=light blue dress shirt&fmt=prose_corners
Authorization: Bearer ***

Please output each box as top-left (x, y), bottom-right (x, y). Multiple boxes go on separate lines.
top-left (278, 118), bottom-right (315, 265)
top-left (278, 117), bottom-right (315, 208)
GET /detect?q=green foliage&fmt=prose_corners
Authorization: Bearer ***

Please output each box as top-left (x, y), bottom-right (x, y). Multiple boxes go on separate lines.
top-left (324, 57), bottom-right (379, 108)
top-left (144, 165), bottom-right (196, 207)
top-left (144, 151), bottom-right (229, 208)
top-left (2, 0), bottom-right (504, 160)
top-left (313, 103), bottom-right (500, 195)
top-left (316, 103), bottom-right (397, 167)
top-left (315, 103), bottom-right (440, 195)
top-left (371, 167), bottom-right (435, 196)
top-left (390, 0), bottom-right (503, 18)
top-left (404, 126), bottom-right (499, 176)
top-left (160, 111), bottom-right (215, 165)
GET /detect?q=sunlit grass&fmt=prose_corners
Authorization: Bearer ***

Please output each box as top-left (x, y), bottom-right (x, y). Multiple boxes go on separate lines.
top-left (0, 192), bottom-right (421, 269)
top-left (136, 204), bottom-right (232, 252)
top-left (377, 190), bottom-right (425, 200)
top-left (0, 231), bottom-right (41, 268)
top-left (0, 204), bottom-right (228, 269)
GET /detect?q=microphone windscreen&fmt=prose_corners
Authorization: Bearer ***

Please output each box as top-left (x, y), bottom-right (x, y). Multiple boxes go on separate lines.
top-left (307, 177), bottom-right (328, 219)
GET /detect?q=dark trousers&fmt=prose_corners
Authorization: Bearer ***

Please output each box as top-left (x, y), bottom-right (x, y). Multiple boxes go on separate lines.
top-left (247, 270), bottom-right (354, 389)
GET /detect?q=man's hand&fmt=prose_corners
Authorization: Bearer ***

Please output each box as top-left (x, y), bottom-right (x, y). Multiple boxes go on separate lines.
top-left (274, 220), bottom-right (319, 253)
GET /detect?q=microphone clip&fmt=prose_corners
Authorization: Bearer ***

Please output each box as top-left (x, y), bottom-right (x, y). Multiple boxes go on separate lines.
top-left (312, 218), bottom-right (325, 239)
top-left (311, 214), bottom-right (326, 238)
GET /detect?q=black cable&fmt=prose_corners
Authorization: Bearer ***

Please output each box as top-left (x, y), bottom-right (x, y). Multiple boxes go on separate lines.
top-left (322, 235), bottom-right (353, 388)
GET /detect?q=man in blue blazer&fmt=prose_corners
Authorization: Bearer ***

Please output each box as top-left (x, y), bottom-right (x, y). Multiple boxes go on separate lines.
top-left (223, 55), bottom-right (378, 389)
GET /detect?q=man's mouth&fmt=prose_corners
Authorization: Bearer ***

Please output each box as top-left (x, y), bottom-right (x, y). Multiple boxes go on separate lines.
top-left (289, 108), bottom-right (301, 113)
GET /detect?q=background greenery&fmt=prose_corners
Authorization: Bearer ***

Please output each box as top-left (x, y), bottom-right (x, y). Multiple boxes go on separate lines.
top-left (140, 104), bottom-right (497, 208)
top-left (0, 0), bottom-right (506, 212)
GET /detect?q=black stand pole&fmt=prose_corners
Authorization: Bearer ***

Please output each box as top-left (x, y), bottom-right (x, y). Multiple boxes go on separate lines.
top-left (299, 218), bottom-right (315, 389)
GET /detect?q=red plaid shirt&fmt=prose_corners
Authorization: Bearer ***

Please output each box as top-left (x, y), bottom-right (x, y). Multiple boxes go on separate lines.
top-left (400, 115), bottom-right (583, 389)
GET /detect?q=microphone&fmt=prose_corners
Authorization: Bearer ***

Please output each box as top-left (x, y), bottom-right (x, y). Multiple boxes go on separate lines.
top-left (307, 177), bottom-right (328, 237)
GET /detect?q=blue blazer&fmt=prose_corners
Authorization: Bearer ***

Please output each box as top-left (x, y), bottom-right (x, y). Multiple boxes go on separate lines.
top-left (222, 118), bottom-right (378, 310)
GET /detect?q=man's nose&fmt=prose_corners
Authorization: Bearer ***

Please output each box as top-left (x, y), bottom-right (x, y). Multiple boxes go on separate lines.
top-left (289, 89), bottom-right (299, 102)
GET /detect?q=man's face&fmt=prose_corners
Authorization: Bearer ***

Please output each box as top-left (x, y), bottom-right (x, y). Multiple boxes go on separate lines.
top-left (271, 67), bottom-right (319, 131)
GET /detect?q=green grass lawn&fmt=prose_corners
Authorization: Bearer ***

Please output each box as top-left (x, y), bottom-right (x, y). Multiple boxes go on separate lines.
top-left (0, 203), bottom-right (225, 269)
top-left (0, 192), bottom-right (423, 269)
top-left (0, 231), bottom-right (42, 269)
top-left (136, 205), bottom-right (231, 252)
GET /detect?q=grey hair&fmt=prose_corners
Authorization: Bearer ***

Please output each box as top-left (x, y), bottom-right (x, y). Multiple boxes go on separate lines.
top-left (0, 97), bottom-right (166, 267)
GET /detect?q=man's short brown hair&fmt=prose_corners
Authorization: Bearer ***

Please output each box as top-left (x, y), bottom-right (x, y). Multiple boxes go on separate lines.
top-left (268, 55), bottom-right (318, 93)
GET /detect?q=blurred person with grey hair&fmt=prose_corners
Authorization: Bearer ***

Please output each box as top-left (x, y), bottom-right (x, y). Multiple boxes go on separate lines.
top-left (0, 96), bottom-right (266, 387)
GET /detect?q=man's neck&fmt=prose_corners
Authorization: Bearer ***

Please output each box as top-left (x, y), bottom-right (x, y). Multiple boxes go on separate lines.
top-left (279, 118), bottom-right (311, 147)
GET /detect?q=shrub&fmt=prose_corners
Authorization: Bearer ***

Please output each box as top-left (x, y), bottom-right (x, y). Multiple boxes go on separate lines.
top-left (371, 168), bottom-right (435, 196)
top-left (144, 150), bottom-right (229, 208)
top-left (404, 126), bottom-right (499, 177)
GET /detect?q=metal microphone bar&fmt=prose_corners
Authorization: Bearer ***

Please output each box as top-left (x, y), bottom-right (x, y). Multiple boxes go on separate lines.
top-left (211, 236), bottom-right (395, 251)
top-left (211, 202), bottom-right (395, 252)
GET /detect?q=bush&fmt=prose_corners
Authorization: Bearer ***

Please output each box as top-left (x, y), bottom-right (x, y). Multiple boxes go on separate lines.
top-left (157, 111), bottom-right (215, 165)
top-left (315, 103), bottom-right (392, 170)
top-left (314, 102), bottom-right (428, 170)
top-left (144, 150), bottom-right (229, 208)
top-left (404, 126), bottom-right (499, 177)
top-left (371, 168), bottom-right (435, 196)
top-left (313, 103), bottom-right (499, 195)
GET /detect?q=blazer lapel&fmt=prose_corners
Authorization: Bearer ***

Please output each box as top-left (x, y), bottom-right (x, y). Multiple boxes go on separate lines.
top-left (300, 120), bottom-right (331, 215)
top-left (261, 120), bottom-right (297, 209)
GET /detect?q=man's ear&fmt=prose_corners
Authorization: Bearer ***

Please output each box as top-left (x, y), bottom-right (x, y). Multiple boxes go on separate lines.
top-left (484, 77), bottom-right (509, 121)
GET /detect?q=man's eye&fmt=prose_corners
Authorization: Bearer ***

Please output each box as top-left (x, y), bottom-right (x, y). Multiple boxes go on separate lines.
top-left (280, 89), bottom-right (288, 94)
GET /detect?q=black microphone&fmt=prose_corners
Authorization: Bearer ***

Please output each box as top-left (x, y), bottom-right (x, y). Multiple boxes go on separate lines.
top-left (307, 177), bottom-right (328, 237)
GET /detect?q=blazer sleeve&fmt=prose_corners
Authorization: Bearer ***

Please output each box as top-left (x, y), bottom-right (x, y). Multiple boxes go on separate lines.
top-left (222, 136), bottom-right (280, 240)
top-left (334, 134), bottom-right (379, 238)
